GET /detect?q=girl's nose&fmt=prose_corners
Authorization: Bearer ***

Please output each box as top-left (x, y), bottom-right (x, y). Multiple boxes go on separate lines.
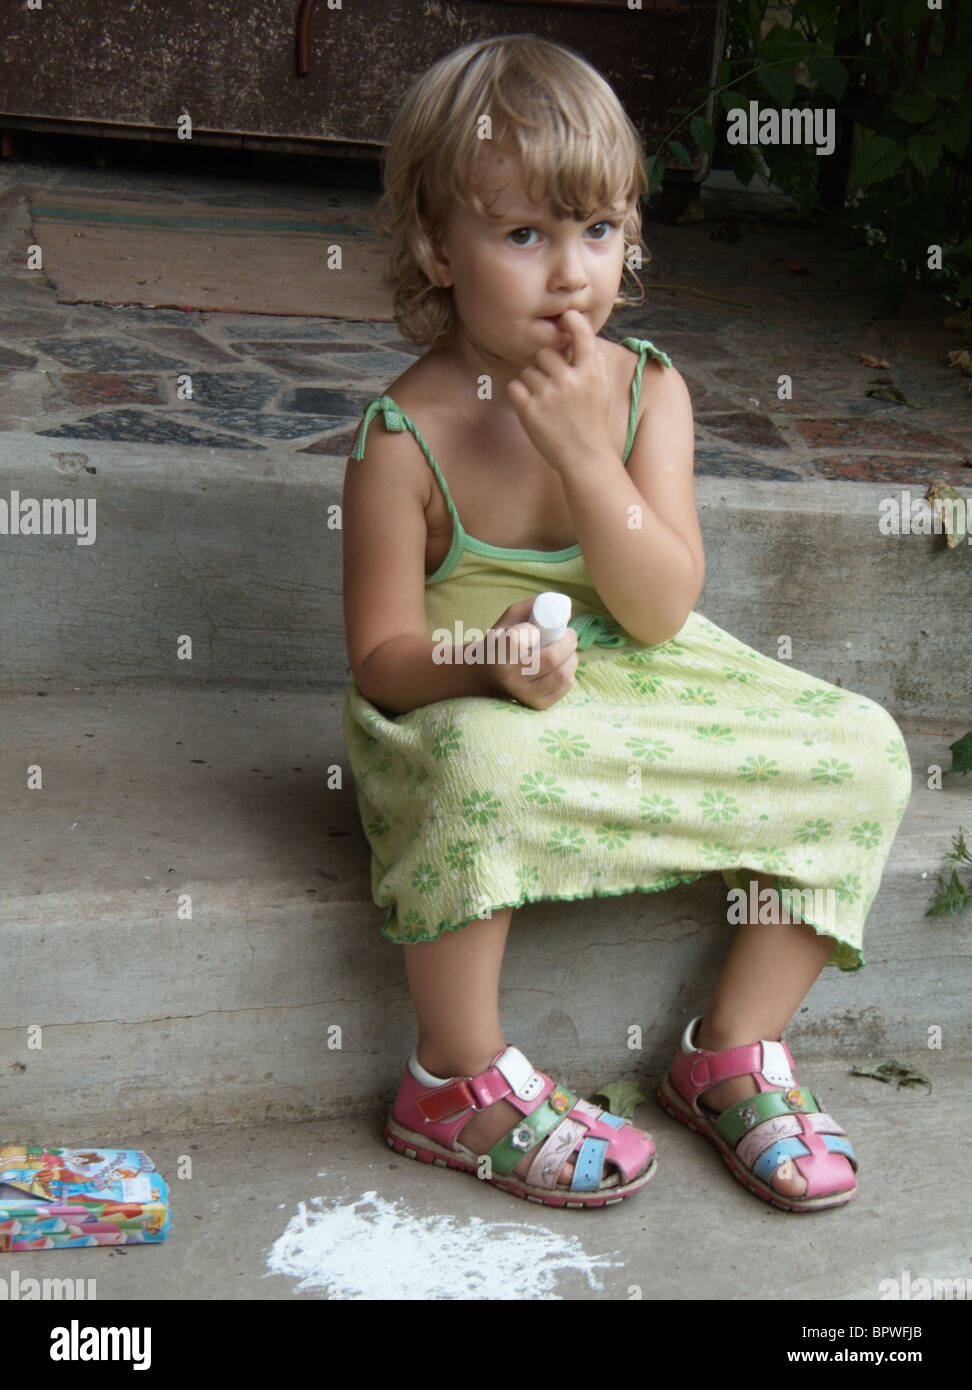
top-left (548, 238), bottom-right (588, 292)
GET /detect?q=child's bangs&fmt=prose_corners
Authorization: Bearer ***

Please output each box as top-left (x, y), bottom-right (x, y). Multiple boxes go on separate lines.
top-left (459, 91), bottom-right (643, 226)
top-left (376, 35), bottom-right (651, 349)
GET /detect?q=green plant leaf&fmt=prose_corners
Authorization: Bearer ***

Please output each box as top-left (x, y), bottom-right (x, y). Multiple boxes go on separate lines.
top-left (906, 131), bottom-right (943, 181)
top-left (725, 149), bottom-right (758, 186)
top-left (689, 115), bottom-right (715, 156)
top-left (926, 827), bottom-right (971, 916)
top-left (760, 26), bottom-right (808, 64)
top-left (807, 55), bottom-right (848, 103)
top-left (718, 87), bottom-right (748, 112)
top-left (665, 138), bottom-right (694, 167)
top-left (934, 114), bottom-right (972, 158)
top-left (848, 135), bottom-right (906, 193)
top-left (889, 90), bottom-right (938, 125)
top-left (949, 736), bottom-right (972, 775)
top-left (643, 154), bottom-right (665, 195)
top-left (864, 385), bottom-right (919, 407)
top-left (756, 65), bottom-right (796, 107)
top-left (592, 1081), bottom-right (646, 1120)
top-left (926, 864), bottom-right (969, 916)
top-left (917, 51), bottom-right (972, 97)
top-left (849, 1061), bottom-right (932, 1093)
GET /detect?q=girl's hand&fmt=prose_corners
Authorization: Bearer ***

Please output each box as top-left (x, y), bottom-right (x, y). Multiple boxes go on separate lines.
top-left (485, 598), bottom-right (579, 711)
top-left (505, 310), bottom-right (613, 475)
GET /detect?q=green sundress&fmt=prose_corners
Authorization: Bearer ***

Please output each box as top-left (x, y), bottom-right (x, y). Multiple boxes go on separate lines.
top-left (341, 338), bottom-right (913, 970)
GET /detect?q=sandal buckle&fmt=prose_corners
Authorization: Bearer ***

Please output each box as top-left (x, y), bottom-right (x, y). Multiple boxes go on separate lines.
top-left (760, 1040), bottom-right (794, 1087)
top-left (517, 1071), bottom-right (544, 1101)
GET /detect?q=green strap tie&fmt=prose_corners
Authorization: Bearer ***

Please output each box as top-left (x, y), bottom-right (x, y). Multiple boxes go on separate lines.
top-left (351, 397), bottom-right (406, 459)
top-left (569, 613), bottom-right (627, 651)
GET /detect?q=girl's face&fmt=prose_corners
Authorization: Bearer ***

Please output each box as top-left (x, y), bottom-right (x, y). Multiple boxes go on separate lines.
top-left (427, 147), bottom-right (630, 375)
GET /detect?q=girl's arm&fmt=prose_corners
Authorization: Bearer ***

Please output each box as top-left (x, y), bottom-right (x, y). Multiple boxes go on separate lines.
top-left (342, 421), bottom-right (498, 715)
top-left (507, 315), bottom-right (704, 647)
top-left (559, 362), bottom-right (704, 646)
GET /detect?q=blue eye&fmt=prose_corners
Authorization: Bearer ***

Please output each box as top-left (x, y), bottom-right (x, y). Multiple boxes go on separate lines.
top-left (507, 221), bottom-right (617, 247)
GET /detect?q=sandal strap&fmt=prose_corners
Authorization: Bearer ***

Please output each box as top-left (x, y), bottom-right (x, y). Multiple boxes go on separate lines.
top-left (752, 1133), bottom-right (857, 1187)
top-left (715, 1087), bottom-right (820, 1145)
top-left (488, 1085), bottom-right (579, 1176)
top-left (517, 1100), bottom-right (643, 1193)
top-left (675, 1017), bottom-right (798, 1105)
top-left (688, 1037), bottom-right (796, 1093)
top-left (414, 1045), bottom-right (546, 1124)
top-left (669, 1018), bottom-right (858, 1200)
top-left (402, 1045), bottom-right (653, 1193)
top-left (736, 1111), bottom-right (847, 1169)
top-left (571, 1111), bottom-right (625, 1192)
top-left (525, 1116), bottom-right (588, 1190)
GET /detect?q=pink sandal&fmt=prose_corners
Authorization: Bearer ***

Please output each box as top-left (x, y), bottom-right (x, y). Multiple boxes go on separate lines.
top-left (386, 1044), bottom-right (657, 1208)
top-left (657, 1016), bottom-right (858, 1212)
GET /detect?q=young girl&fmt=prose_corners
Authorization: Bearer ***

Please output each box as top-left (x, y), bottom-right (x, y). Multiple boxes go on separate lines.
top-left (341, 34), bottom-right (912, 1212)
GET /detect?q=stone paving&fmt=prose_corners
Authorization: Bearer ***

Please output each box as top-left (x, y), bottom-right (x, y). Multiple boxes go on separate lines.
top-left (0, 154), bottom-right (969, 484)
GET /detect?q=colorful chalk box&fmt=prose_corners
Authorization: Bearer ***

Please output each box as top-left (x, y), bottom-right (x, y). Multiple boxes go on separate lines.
top-left (0, 1146), bottom-right (170, 1250)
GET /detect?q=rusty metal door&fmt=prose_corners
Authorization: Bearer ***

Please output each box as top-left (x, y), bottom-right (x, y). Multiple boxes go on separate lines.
top-left (1, 0), bottom-right (723, 166)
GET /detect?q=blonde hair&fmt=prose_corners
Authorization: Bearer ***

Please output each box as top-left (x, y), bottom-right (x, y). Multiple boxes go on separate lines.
top-left (374, 34), bottom-right (651, 351)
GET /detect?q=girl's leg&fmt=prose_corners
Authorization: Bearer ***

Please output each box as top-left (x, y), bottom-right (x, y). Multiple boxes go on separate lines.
top-left (694, 870), bottom-right (853, 1199)
top-left (404, 909), bottom-right (512, 1079)
top-left (402, 907), bottom-right (575, 1181)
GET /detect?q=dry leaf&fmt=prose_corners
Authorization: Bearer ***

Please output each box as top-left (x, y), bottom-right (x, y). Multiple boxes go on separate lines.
top-left (849, 1060), bottom-right (932, 1092)
top-left (865, 385), bottom-right (920, 407)
top-left (926, 479), bottom-right (969, 548)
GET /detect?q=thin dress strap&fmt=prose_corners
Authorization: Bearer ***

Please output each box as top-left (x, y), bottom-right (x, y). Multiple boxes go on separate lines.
top-left (350, 337), bottom-right (673, 510)
top-left (620, 337), bottom-right (673, 463)
top-left (350, 394), bottom-right (464, 536)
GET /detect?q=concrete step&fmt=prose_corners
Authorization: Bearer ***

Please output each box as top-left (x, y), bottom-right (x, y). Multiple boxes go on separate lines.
top-left (0, 431), bottom-right (969, 717)
top-left (1, 1059), bottom-right (966, 1300)
top-left (2, 684), bottom-right (968, 1135)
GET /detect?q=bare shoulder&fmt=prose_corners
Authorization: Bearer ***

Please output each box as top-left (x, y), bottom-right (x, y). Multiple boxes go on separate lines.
top-left (346, 352), bottom-right (448, 508)
top-left (377, 350), bottom-right (449, 426)
top-left (607, 336), bottom-right (687, 412)
top-left (633, 350), bottom-right (693, 444)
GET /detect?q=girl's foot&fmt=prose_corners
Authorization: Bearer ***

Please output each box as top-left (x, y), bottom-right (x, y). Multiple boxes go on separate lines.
top-left (693, 1020), bottom-right (856, 1201)
top-left (422, 1049), bottom-right (576, 1186)
top-left (414, 1046), bottom-right (652, 1192)
top-left (389, 1042), bottom-right (657, 1209)
top-left (460, 1092), bottom-right (577, 1186)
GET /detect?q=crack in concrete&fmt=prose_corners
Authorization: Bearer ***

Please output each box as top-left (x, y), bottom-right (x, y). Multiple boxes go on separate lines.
top-left (0, 1000), bottom-right (369, 1029)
